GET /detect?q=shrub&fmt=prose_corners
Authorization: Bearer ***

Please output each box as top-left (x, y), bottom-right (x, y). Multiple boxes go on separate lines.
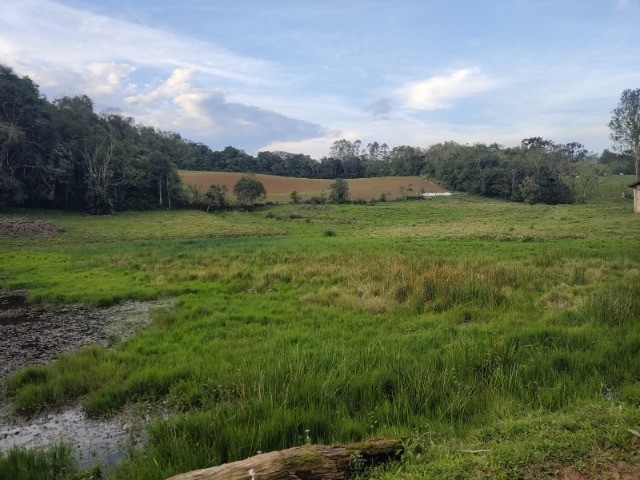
top-left (233, 175), bottom-right (266, 206)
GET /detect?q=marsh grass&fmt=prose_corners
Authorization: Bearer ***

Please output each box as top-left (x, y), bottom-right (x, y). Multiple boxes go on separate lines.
top-left (0, 443), bottom-right (78, 480)
top-left (1, 184), bottom-right (639, 478)
top-left (369, 402), bottom-right (640, 480)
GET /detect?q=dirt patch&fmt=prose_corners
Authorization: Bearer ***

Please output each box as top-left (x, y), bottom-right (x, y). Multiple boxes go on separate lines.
top-left (0, 292), bottom-right (172, 380)
top-left (557, 464), bottom-right (640, 479)
top-left (559, 466), bottom-right (589, 480)
top-left (0, 218), bottom-right (64, 236)
top-left (0, 291), bottom-right (174, 467)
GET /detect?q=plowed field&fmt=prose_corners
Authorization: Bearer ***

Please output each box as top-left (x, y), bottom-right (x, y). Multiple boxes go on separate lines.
top-left (179, 171), bottom-right (447, 201)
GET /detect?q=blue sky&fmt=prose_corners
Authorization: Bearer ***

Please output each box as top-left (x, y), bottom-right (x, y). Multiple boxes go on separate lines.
top-left (1, 0), bottom-right (638, 157)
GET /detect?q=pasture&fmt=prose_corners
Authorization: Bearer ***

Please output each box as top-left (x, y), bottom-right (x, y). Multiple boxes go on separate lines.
top-left (1, 178), bottom-right (640, 479)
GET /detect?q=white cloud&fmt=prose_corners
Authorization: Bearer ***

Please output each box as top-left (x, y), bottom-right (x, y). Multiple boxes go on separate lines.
top-left (85, 63), bottom-right (137, 96)
top-left (124, 68), bottom-right (219, 132)
top-left (0, 0), bottom-right (324, 151)
top-left (399, 67), bottom-right (497, 110)
top-left (0, 0), bottom-right (273, 90)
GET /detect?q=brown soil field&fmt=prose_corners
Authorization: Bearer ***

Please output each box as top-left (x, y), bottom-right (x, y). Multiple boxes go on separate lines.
top-left (179, 171), bottom-right (447, 202)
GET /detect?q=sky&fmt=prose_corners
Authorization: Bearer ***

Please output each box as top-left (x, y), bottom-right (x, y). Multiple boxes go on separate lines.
top-left (1, 0), bottom-right (639, 158)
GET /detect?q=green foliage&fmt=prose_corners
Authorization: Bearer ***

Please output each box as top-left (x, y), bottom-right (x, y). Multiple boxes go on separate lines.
top-left (204, 184), bottom-right (228, 212)
top-left (233, 175), bottom-right (266, 206)
top-left (519, 176), bottom-right (540, 204)
top-left (609, 88), bottom-right (640, 178)
top-left (0, 65), bottom-right (52, 207)
top-left (329, 178), bottom-right (350, 203)
top-left (0, 64), bottom-right (187, 214)
top-left (599, 148), bottom-right (635, 175)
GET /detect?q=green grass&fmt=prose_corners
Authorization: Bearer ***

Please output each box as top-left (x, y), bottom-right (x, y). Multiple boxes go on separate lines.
top-left (0, 444), bottom-right (79, 480)
top-left (1, 182), bottom-right (640, 478)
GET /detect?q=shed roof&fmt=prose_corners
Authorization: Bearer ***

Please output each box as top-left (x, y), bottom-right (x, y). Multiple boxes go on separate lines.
top-left (628, 180), bottom-right (640, 188)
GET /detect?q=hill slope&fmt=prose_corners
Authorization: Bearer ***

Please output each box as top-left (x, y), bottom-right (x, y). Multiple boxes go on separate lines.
top-left (179, 171), bottom-right (447, 201)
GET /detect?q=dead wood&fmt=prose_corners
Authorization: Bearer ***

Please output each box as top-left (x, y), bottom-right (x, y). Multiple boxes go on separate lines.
top-left (166, 437), bottom-right (404, 480)
top-left (0, 218), bottom-right (64, 236)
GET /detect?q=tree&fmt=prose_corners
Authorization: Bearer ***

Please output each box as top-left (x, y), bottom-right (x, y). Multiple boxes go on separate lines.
top-left (50, 95), bottom-right (118, 214)
top-left (205, 184), bottom-right (228, 212)
top-left (519, 176), bottom-right (540, 204)
top-left (599, 148), bottom-right (635, 175)
top-left (575, 163), bottom-right (606, 201)
top-left (0, 63), bottom-right (192, 212)
top-left (609, 88), bottom-right (640, 179)
top-left (317, 157), bottom-right (344, 179)
top-left (329, 139), bottom-right (365, 178)
top-left (233, 175), bottom-right (266, 206)
top-left (329, 139), bottom-right (361, 161)
top-left (329, 178), bottom-right (350, 203)
top-left (0, 65), bottom-right (51, 207)
top-left (388, 146), bottom-right (426, 176)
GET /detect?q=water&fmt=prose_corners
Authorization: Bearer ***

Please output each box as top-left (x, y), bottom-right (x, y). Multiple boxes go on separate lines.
top-left (0, 404), bottom-right (143, 468)
top-left (0, 292), bottom-right (173, 468)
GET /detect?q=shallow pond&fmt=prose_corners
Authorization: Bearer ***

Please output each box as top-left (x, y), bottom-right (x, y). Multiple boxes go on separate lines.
top-left (0, 403), bottom-right (142, 468)
top-left (0, 292), bottom-right (172, 468)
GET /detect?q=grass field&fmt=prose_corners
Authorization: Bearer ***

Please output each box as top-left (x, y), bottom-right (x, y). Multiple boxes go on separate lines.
top-left (1, 176), bottom-right (639, 479)
top-left (179, 171), bottom-right (447, 202)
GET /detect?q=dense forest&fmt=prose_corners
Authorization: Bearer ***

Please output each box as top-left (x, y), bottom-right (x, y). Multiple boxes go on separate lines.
top-left (1, 64), bottom-right (635, 212)
top-left (0, 65), bottom-right (190, 214)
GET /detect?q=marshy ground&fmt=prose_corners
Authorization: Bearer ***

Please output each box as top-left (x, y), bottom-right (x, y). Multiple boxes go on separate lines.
top-left (0, 292), bottom-right (171, 467)
top-left (1, 180), bottom-right (639, 479)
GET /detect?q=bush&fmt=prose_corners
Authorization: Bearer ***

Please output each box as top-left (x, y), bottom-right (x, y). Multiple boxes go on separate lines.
top-left (233, 175), bottom-right (266, 206)
top-left (329, 179), bottom-right (350, 203)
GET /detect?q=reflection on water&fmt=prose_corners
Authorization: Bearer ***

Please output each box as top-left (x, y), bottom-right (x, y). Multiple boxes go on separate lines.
top-left (0, 404), bottom-right (145, 468)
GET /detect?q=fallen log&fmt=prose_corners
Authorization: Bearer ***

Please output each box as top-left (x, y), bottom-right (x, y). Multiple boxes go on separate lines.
top-left (166, 437), bottom-right (404, 480)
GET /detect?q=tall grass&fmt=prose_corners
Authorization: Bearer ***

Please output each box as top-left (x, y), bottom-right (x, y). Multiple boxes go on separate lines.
top-left (0, 444), bottom-right (78, 480)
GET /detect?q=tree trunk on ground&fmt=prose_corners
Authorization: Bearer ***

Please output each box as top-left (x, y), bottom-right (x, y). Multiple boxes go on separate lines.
top-left (165, 437), bottom-right (404, 480)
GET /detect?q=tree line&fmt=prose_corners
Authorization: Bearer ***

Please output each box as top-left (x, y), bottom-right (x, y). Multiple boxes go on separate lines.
top-left (1, 65), bottom-right (188, 213)
top-left (1, 63), bottom-right (638, 212)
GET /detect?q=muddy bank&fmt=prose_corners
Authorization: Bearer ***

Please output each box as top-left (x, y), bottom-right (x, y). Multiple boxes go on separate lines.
top-left (0, 291), bottom-right (173, 467)
top-left (0, 292), bottom-right (172, 380)
top-left (0, 403), bottom-right (147, 468)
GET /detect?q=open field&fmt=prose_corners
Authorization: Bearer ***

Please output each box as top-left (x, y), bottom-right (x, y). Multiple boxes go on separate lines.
top-left (179, 171), bottom-right (447, 202)
top-left (1, 177), bottom-right (640, 479)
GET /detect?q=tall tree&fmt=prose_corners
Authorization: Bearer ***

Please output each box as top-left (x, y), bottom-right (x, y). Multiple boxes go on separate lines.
top-left (329, 139), bottom-right (361, 161)
top-left (609, 88), bottom-right (640, 179)
top-left (388, 146), bottom-right (426, 176)
top-left (0, 65), bottom-right (51, 206)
